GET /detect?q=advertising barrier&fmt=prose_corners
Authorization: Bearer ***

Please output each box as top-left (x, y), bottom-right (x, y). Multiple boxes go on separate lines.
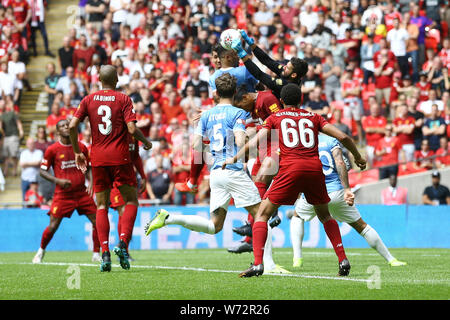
top-left (0, 205), bottom-right (448, 252)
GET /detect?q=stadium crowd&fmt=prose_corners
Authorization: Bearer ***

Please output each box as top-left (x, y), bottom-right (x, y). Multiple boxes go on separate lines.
top-left (0, 0), bottom-right (450, 207)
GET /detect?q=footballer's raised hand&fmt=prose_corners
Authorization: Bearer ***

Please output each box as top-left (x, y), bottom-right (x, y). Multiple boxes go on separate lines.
top-left (143, 141), bottom-right (152, 151)
top-left (239, 29), bottom-right (255, 46)
top-left (344, 189), bottom-right (355, 206)
top-left (354, 155), bottom-right (367, 170)
top-left (231, 37), bottom-right (248, 59)
top-left (75, 152), bottom-right (87, 174)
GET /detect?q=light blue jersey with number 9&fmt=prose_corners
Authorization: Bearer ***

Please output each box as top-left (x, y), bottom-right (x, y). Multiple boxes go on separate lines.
top-left (195, 104), bottom-right (250, 171)
top-left (318, 134), bottom-right (346, 193)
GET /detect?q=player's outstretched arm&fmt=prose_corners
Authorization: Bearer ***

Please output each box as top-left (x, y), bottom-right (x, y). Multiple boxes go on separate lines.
top-left (69, 116), bottom-right (88, 173)
top-left (222, 128), bottom-right (268, 169)
top-left (332, 147), bottom-right (354, 206)
top-left (127, 122), bottom-right (152, 150)
top-left (240, 29), bottom-right (283, 76)
top-left (321, 123), bottom-right (366, 170)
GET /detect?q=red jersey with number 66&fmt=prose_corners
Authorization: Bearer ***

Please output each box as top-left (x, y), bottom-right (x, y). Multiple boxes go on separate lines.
top-left (74, 89), bottom-right (136, 167)
top-left (262, 108), bottom-right (329, 172)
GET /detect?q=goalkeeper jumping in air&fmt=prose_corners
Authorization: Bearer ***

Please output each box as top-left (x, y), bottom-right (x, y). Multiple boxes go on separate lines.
top-left (231, 30), bottom-right (308, 99)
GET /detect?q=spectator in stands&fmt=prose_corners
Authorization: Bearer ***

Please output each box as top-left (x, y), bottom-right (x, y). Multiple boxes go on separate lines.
top-left (0, 98), bottom-right (23, 177)
top-left (381, 174), bottom-right (408, 205)
top-left (386, 17), bottom-right (409, 78)
top-left (362, 102), bottom-right (387, 167)
top-left (360, 33), bottom-right (379, 85)
top-left (436, 136), bottom-right (450, 168)
top-left (58, 36), bottom-right (74, 75)
top-left (172, 139), bottom-right (194, 205)
top-left (85, 0), bottom-right (107, 32)
top-left (413, 139), bottom-right (435, 171)
top-left (406, 96), bottom-right (425, 150)
top-left (321, 53), bottom-right (341, 104)
top-left (55, 66), bottom-right (85, 96)
top-left (29, 0), bottom-right (54, 57)
top-left (19, 137), bottom-right (43, 200)
top-left (375, 124), bottom-right (405, 180)
top-left (422, 104), bottom-right (446, 151)
top-left (393, 104), bottom-right (416, 162)
top-left (422, 171), bottom-right (450, 205)
top-left (341, 67), bottom-right (363, 144)
top-left (403, 12), bottom-right (420, 83)
top-left (0, 61), bottom-right (20, 103)
top-left (8, 49), bottom-right (31, 96)
top-left (374, 48), bottom-right (395, 118)
top-left (146, 154), bottom-right (174, 204)
top-left (180, 85), bottom-right (201, 114)
top-left (304, 86), bottom-right (329, 118)
top-left (184, 68), bottom-right (209, 97)
top-left (24, 181), bottom-right (44, 208)
top-left (410, 3), bottom-right (436, 66)
top-left (43, 68), bottom-right (59, 113)
top-left (34, 125), bottom-right (53, 153)
top-left (418, 89), bottom-right (445, 116)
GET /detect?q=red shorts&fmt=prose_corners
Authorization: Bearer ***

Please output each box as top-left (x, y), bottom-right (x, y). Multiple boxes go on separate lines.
top-left (110, 187), bottom-right (125, 209)
top-left (92, 163), bottom-right (137, 193)
top-left (264, 169), bottom-right (330, 205)
top-left (48, 191), bottom-right (96, 219)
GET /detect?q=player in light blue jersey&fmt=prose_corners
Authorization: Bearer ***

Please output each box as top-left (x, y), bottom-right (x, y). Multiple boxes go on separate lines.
top-left (290, 134), bottom-right (407, 268)
top-left (145, 73), bottom-right (290, 274)
top-left (209, 45), bottom-right (259, 95)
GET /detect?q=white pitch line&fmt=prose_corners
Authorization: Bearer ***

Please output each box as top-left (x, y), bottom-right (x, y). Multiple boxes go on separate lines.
top-left (0, 261), bottom-right (370, 283)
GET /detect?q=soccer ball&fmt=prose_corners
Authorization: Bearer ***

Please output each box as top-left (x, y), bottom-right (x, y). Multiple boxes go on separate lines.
top-left (220, 29), bottom-right (242, 50)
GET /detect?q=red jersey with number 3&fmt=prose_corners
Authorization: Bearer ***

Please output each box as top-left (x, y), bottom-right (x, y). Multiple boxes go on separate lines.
top-left (74, 89), bottom-right (136, 167)
top-left (40, 141), bottom-right (90, 195)
top-left (263, 108), bottom-right (329, 172)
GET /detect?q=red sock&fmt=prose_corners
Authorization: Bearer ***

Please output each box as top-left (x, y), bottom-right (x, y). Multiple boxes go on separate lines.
top-left (40, 226), bottom-right (54, 250)
top-left (323, 219), bottom-right (347, 262)
top-left (254, 182), bottom-right (268, 199)
top-left (120, 204), bottom-right (137, 245)
top-left (252, 221), bottom-right (268, 265)
top-left (244, 213), bottom-right (254, 244)
top-left (92, 224), bottom-right (100, 253)
top-left (96, 208), bottom-right (110, 253)
top-left (189, 150), bottom-right (204, 186)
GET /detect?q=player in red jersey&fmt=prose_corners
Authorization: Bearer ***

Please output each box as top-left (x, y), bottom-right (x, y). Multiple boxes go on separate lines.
top-left (227, 86), bottom-right (283, 254)
top-left (69, 65), bottom-right (152, 272)
top-left (223, 84), bottom-right (366, 277)
top-left (110, 137), bottom-right (147, 260)
top-left (32, 119), bottom-right (101, 264)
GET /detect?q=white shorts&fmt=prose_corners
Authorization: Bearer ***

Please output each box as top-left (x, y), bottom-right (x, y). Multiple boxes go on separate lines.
top-left (209, 168), bottom-right (261, 213)
top-left (294, 189), bottom-right (361, 224)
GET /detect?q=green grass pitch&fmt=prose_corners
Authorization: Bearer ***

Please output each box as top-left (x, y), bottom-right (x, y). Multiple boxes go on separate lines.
top-left (0, 248), bottom-right (448, 300)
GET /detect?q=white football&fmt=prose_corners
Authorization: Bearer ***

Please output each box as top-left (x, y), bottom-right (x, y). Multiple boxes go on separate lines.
top-left (219, 29), bottom-right (242, 50)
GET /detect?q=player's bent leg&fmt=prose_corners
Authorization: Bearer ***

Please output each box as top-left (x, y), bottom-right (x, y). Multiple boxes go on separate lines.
top-left (239, 199), bottom-right (279, 278)
top-left (33, 215), bottom-right (62, 263)
top-left (314, 203), bottom-right (350, 276)
top-left (349, 218), bottom-right (407, 266)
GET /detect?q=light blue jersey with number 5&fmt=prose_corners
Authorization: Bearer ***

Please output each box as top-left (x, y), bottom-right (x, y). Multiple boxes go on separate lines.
top-left (195, 104), bottom-right (250, 171)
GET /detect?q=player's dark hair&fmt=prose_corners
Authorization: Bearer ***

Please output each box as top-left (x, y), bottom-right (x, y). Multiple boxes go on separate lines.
top-left (290, 58), bottom-right (308, 82)
top-left (280, 83), bottom-right (302, 106)
top-left (215, 45), bottom-right (230, 59)
top-left (211, 44), bottom-right (222, 55)
top-left (215, 73), bottom-right (237, 99)
top-left (233, 85), bottom-right (249, 104)
top-left (56, 119), bottom-right (69, 130)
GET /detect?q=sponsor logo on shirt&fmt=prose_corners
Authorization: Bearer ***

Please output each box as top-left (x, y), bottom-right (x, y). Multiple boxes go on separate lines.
top-left (61, 160), bottom-right (77, 170)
